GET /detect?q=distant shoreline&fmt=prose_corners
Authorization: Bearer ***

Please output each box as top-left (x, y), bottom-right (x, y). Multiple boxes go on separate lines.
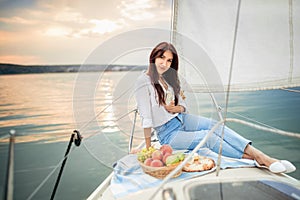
top-left (0, 63), bottom-right (147, 75)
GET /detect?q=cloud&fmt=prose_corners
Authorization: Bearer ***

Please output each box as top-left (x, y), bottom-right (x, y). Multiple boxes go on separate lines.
top-left (43, 26), bottom-right (73, 37)
top-left (0, 55), bottom-right (43, 64)
top-left (0, 0), bottom-right (172, 64)
top-left (119, 0), bottom-right (154, 21)
top-left (0, 1), bottom-right (124, 34)
top-left (0, 16), bottom-right (37, 25)
top-left (51, 7), bottom-right (124, 37)
top-left (40, 18), bottom-right (124, 38)
top-left (53, 7), bottom-right (86, 23)
top-left (0, 0), bottom-right (171, 37)
top-left (87, 19), bottom-right (123, 34)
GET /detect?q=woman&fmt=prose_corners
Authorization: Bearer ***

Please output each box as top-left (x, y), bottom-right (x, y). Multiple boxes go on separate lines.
top-left (135, 42), bottom-right (296, 173)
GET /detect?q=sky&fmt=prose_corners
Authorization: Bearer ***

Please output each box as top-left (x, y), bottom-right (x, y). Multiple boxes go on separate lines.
top-left (0, 0), bottom-right (172, 65)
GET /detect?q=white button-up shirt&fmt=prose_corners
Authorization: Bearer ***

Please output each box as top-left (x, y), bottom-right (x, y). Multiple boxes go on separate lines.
top-left (135, 72), bottom-right (187, 128)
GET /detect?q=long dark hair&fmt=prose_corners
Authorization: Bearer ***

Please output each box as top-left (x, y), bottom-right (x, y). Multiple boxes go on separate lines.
top-left (148, 42), bottom-right (180, 106)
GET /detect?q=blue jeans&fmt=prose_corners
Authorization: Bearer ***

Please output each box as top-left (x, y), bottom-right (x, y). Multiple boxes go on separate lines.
top-left (154, 113), bottom-right (251, 159)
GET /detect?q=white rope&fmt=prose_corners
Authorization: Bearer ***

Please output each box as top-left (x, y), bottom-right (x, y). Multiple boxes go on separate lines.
top-left (75, 108), bottom-right (138, 168)
top-left (78, 82), bottom-right (135, 132)
top-left (288, 0), bottom-right (294, 84)
top-left (228, 111), bottom-right (280, 131)
top-left (187, 82), bottom-right (300, 93)
top-left (170, 0), bottom-right (178, 43)
top-left (226, 118), bottom-right (300, 139)
top-left (281, 88), bottom-right (300, 93)
top-left (216, 0), bottom-right (242, 176)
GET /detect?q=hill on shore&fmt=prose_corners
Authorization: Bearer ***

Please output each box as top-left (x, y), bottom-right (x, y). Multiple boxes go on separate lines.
top-left (0, 63), bottom-right (147, 75)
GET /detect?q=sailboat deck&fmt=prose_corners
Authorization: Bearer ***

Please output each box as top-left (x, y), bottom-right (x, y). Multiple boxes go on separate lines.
top-left (93, 167), bottom-right (300, 200)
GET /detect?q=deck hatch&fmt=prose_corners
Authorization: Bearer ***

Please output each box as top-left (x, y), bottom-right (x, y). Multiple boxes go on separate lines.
top-left (188, 180), bottom-right (300, 200)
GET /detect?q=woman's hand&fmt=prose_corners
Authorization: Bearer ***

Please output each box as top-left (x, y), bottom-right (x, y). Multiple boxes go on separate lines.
top-left (164, 101), bottom-right (185, 113)
top-left (130, 148), bottom-right (140, 154)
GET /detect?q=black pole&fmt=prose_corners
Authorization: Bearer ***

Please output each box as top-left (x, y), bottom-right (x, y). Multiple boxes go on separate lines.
top-left (51, 133), bottom-right (75, 200)
top-left (4, 130), bottom-right (15, 200)
top-left (50, 130), bottom-right (82, 200)
top-left (50, 133), bottom-right (75, 200)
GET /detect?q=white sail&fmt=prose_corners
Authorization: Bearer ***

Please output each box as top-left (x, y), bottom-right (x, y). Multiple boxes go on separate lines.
top-left (172, 0), bottom-right (300, 91)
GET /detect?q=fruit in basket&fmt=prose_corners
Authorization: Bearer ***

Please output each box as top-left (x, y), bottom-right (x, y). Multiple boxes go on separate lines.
top-left (166, 155), bottom-right (179, 165)
top-left (144, 158), bottom-right (153, 166)
top-left (162, 152), bottom-right (171, 164)
top-left (137, 147), bottom-right (156, 163)
top-left (176, 152), bottom-right (185, 161)
top-left (165, 152), bottom-right (185, 166)
top-left (152, 150), bottom-right (163, 160)
top-left (150, 159), bottom-right (164, 167)
top-left (137, 145), bottom-right (185, 168)
top-left (138, 145), bottom-right (185, 179)
top-left (160, 144), bottom-right (173, 155)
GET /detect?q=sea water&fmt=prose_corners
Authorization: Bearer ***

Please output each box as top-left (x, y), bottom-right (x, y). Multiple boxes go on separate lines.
top-left (0, 72), bottom-right (299, 200)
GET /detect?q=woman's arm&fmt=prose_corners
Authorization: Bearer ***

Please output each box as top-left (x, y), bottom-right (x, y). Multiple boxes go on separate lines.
top-left (135, 76), bottom-right (153, 128)
top-left (144, 127), bottom-right (152, 149)
top-left (135, 76), bottom-right (154, 149)
top-left (164, 101), bottom-right (186, 113)
top-left (129, 127), bottom-right (152, 153)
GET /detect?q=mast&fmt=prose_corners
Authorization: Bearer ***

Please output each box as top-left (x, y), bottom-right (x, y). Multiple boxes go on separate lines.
top-left (170, 0), bottom-right (178, 44)
top-left (4, 130), bottom-right (15, 200)
top-left (288, 0), bottom-right (294, 84)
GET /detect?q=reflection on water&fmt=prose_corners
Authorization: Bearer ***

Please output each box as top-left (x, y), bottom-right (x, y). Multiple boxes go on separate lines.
top-left (0, 72), bottom-right (139, 144)
top-left (1, 72), bottom-right (300, 150)
top-left (0, 73), bottom-right (76, 143)
top-left (0, 71), bottom-right (141, 199)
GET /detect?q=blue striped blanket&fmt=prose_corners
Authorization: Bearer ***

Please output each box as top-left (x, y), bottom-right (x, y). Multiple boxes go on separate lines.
top-left (110, 148), bottom-right (255, 199)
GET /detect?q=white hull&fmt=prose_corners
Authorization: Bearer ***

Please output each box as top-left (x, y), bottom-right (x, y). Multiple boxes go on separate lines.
top-left (88, 166), bottom-right (300, 200)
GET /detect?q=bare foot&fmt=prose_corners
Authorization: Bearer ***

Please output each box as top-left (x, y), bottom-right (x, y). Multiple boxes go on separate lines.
top-left (243, 144), bottom-right (277, 167)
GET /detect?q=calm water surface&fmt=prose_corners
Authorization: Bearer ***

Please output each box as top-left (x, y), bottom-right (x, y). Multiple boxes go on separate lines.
top-left (0, 72), bottom-right (299, 200)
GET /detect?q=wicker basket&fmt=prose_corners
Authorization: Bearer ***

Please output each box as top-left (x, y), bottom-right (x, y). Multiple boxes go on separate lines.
top-left (139, 161), bottom-right (182, 179)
